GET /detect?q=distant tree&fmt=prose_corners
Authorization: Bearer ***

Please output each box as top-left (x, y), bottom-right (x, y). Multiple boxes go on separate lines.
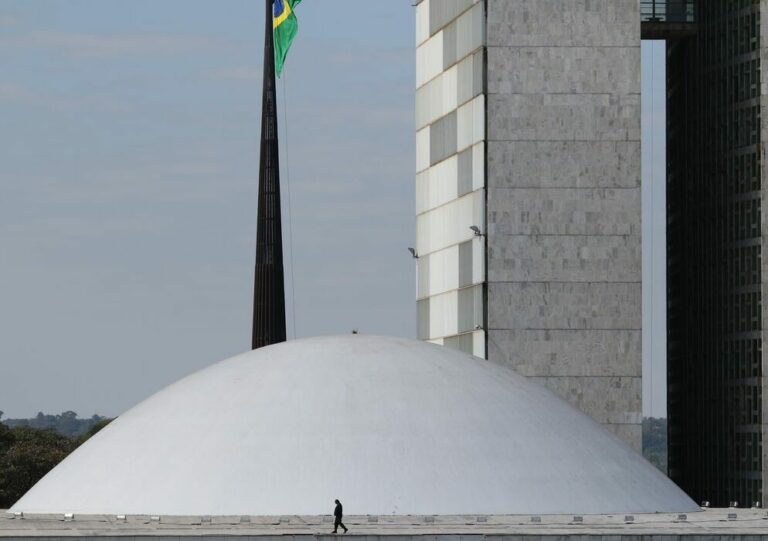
top-left (642, 417), bottom-right (668, 474)
top-left (77, 418), bottom-right (112, 443)
top-left (0, 427), bottom-right (75, 509)
top-left (3, 411), bottom-right (109, 437)
top-left (0, 422), bottom-right (13, 455)
top-left (0, 411), bottom-right (115, 508)
top-left (57, 411), bottom-right (80, 437)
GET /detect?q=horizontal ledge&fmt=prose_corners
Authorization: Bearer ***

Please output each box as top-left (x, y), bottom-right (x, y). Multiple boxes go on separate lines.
top-left (510, 374), bottom-right (641, 379)
top-left (487, 139), bottom-right (641, 143)
top-left (487, 280), bottom-right (641, 284)
top-left (488, 234), bottom-right (639, 238)
top-left (490, 186), bottom-right (639, 190)
top-left (486, 44), bottom-right (641, 49)
top-left (487, 92), bottom-right (641, 96)
top-left (488, 328), bottom-right (641, 331)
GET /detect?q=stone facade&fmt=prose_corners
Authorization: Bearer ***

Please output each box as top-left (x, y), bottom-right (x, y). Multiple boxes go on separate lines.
top-left (416, 0), bottom-right (643, 451)
top-left (485, 0), bottom-right (642, 451)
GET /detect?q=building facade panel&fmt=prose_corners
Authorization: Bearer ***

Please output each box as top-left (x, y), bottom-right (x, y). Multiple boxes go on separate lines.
top-left (484, 0), bottom-right (642, 450)
top-left (487, 329), bottom-right (641, 378)
top-left (527, 375), bottom-right (643, 425)
top-left (416, 0), bottom-right (641, 449)
top-left (486, 0), bottom-right (640, 47)
top-left (416, 190), bottom-right (484, 256)
top-left (416, 50), bottom-right (484, 130)
top-left (487, 46), bottom-right (640, 95)
top-left (488, 141), bottom-right (640, 189)
top-left (415, 0), bottom-right (486, 358)
top-left (488, 93), bottom-right (640, 142)
top-left (488, 187), bottom-right (640, 236)
top-left (487, 235), bottom-right (641, 283)
top-left (487, 282), bottom-right (641, 332)
top-left (416, 237), bottom-right (485, 301)
top-left (416, 143), bottom-right (485, 215)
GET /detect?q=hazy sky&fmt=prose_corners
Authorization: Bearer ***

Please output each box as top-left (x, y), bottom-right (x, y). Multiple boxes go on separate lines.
top-left (0, 1), bottom-right (667, 418)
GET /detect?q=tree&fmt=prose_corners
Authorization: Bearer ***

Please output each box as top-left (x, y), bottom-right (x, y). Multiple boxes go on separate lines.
top-left (0, 427), bottom-right (75, 509)
top-left (0, 422), bottom-right (14, 455)
top-left (56, 411), bottom-right (80, 437)
top-left (0, 413), bottom-right (114, 508)
top-left (77, 418), bottom-right (112, 444)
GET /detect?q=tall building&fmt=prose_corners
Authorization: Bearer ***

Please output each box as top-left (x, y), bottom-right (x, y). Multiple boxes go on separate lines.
top-left (415, 0), bottom-right (768, 507)
top-left (415, 0), bottom-right (643, 451)
top-left (666, 1), bottom-right (766, 508)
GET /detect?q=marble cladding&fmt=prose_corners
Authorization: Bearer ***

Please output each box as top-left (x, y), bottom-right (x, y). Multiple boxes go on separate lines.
top-left (488, 141), bottom-right (641, 189)
top-left (485, 0), bottom-right (642, 450)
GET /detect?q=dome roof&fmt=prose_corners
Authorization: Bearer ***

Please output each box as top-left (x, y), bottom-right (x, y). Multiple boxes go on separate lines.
top-left (12, 335), bottom-right (697, 516)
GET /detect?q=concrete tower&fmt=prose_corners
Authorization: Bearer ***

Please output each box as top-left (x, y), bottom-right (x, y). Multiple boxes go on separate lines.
top-left (414, 0), bottom-right (642, 451)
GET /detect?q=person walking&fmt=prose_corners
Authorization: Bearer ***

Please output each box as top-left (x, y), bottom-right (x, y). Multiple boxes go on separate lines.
top-left (332, 499), bottom-right (348, 534)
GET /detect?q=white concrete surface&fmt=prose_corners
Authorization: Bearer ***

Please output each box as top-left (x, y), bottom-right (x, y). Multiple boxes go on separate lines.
top-left (11, 336), bottom-right (697, 516)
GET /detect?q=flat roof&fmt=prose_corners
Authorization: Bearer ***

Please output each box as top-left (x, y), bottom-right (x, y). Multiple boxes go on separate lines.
top-left (2, 508), bottom-right (768, 537)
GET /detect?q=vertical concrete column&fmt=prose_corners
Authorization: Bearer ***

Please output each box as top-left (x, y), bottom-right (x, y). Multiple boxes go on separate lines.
top-left (484, 0), bottom-right (643, 450)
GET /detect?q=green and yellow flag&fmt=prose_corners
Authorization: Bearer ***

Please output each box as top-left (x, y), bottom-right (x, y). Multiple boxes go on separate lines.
top-left (273, 0), bottom-right (301, 77)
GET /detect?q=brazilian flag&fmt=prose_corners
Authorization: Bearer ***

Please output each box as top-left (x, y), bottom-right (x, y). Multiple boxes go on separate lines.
top-left (273, 0), bottom-right (301, 77)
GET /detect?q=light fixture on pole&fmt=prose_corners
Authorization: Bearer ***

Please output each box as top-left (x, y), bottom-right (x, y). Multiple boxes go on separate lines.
top-left (408, 247), bottom-right (419, 259)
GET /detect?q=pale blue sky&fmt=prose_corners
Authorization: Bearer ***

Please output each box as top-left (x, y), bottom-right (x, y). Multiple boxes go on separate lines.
top-left (0, 2), bottom-right (667, 418)
top-left (641, 40), bottom-right (667, 419)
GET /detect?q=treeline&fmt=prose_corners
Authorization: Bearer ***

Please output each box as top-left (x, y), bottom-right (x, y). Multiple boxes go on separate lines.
top-left (642, 417), bottom-right (667, 474)
top-left (1, 411), bottom-right (108, 438)
top-left (0, 412), bottom-right (111, 509)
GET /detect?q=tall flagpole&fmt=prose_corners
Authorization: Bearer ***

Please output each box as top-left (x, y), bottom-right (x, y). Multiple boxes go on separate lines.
top-left (252, 0), bottom-right (287, 349)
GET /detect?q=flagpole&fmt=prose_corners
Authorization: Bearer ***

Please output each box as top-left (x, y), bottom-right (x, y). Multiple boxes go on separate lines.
top-left (252, 0), bottom-right (287, 349)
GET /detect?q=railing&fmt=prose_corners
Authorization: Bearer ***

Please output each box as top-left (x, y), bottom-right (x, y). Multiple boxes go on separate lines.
top-left (640, 0), bottom-right (696, 23)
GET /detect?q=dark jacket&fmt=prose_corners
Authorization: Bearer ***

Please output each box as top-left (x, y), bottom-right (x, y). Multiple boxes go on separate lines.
top-left (334, 503), bottom-right (343, 518)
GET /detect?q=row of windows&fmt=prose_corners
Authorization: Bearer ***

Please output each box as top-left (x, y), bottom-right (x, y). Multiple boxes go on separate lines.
top-left (725, 338), bottom-right (762, 379)
top-left (416, 284), bottom-right (483, 340)
top-left (727, 384), bottom-right (763, 427)
top-left (426, 95), bottom-right (485, 168)
top-left (416, 49), bottom-right (484, 130)
top-left (680, 105), bottom-right (760, 152)
top-left (427, 0), bottom-right (477, 39)
top-left (415, 2), bottom-right (484, 88)
top-left (728, 152), bottom-right (760, 194)
top-left (698, 5), bottom-right (759, 57)
top-left (676, 197), bottom-right (761, 243)
top-left (416, 143), bottom-right (484, 216)
top-left (417, 238), bottom-right (483, 300)
top-left (687, 291), bottom-right (761, 334)
top-left (730, 244), bottom-right (761, 289)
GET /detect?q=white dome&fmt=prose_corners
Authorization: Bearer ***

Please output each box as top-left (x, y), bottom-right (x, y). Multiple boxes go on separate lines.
top-left (12, 335), bottom-right (697, 516)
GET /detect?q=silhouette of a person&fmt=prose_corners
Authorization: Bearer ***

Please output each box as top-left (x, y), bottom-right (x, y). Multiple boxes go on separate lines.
top-left (333, 499), bottom-right (348, 533)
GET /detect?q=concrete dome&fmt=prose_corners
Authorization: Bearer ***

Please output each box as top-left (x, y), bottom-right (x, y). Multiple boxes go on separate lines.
top-left (12, 335), bottom-right (697, 516)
